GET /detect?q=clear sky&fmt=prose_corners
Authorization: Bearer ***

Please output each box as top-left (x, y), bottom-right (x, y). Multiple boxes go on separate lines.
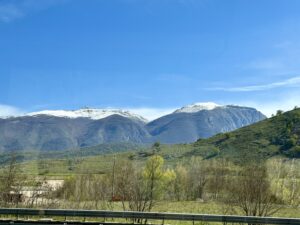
top-left (1, 0), bottom-right (300, 120)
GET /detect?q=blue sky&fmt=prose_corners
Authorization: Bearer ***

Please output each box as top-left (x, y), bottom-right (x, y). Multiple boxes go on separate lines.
top-left (1, 0), bottom-right (300, 119)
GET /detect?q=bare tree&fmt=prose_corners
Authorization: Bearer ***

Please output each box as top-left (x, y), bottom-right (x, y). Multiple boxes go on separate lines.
top-left (226, 163), bottom-right (282, 221)
top-left (188, 157), bottom-right (208, 200)
top-left (207, 159), bottom-right (229, 200)
top-left (172, 164), bottom-right (188, 201)
top-left (285, 159), bottom-right (300, 206)
top-left (114, 156), bottom-right (175, 223)
top-left (114, 159), bottom-right (153, 214)
top-left (0, 153), bottom-right (26, 207)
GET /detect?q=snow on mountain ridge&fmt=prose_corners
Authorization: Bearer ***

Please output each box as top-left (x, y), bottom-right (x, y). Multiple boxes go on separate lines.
top-left (174, 102), bottom-right (223, 113)
top-left (27, 108), bottom-right (148, 122)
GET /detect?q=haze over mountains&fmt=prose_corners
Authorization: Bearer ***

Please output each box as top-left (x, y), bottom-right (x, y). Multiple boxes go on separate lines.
top-left (0, 103), bottom-right (266, 151)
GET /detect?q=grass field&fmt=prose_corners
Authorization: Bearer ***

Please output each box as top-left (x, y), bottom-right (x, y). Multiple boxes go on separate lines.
top-left (14, 144), bottom-right (193, 177)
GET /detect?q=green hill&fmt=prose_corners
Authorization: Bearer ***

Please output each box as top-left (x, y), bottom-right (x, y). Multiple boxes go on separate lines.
top-left (190, 108), bottom-right (300, 162)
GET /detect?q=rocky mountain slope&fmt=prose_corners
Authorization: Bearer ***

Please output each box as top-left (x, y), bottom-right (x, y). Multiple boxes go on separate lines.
top-left (147, 103), bottom-right (266, 143)
top-left (0, 109), bottom-right (149, 151)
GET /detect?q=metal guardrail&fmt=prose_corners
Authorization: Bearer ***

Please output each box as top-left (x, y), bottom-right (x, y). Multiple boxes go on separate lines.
top-left (0, 208), bottom-right (299, 224)
top-left (0, 220), bottom-right (132, 225)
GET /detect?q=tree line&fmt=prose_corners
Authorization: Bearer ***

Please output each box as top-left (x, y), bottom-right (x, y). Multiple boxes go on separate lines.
top-left (0, 152), bottom-right (299, 219)
top-left (55, 155), bottom-right (300, 217)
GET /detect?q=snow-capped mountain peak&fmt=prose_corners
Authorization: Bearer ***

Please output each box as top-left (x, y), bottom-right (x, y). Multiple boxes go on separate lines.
top-left (27, 108), bottom-right (148, 122)
top-left (174, 102), bottom-right (222, 113)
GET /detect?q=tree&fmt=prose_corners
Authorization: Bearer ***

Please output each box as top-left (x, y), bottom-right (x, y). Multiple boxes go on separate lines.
top-left (91, 175), bottom-right (112, 210)
top-left (0, 153), bottom-right (26, 207)
top-left (152, 142), bottom-right (161, 154)
top-left (57, 173), bottom-right (112, 210)
top-left (115, 157), bottom-right (175, 213)
top-left (114, 159), bottom-right (136, 211)
top-left (172, 164), bottom-right (189, 201)
top-left (226, 163), bottom-right (282, 220)
top-left (188, 157), bottom-right (209, 200)
top-left (207, 159), bottom-right (229, 199)
top-left (143, 155), bottom-right (166, 211)
top-left (284, 159), bottom-right (300, 205)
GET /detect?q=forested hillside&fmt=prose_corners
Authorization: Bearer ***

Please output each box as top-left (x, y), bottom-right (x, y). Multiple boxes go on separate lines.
top-left (191, 108), bottom-right (300, 161)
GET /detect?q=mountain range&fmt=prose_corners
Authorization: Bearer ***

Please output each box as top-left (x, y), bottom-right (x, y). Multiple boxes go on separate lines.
top-left (0, 102), bottom-right (266, 151)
